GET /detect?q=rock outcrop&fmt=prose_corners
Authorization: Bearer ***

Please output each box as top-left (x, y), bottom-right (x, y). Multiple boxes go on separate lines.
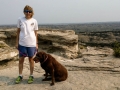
top-left (0, 41), bottom-right (18, 61)
top-left (37, 29), bottom-right (78, 58)
top-left (0, 28), bottom-right (79, 60)
top-left (77, 31), bottom-right (118, 46)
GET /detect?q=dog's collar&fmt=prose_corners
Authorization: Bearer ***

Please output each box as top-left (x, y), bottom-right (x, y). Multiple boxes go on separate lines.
top-left (35, 55), bottom-right (48, 64)
top-left (41, 55), bottom-right (48, 64)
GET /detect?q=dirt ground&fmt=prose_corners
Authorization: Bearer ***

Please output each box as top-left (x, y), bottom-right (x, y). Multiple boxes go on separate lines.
top-left (0, 47), bottom-right (120, 90)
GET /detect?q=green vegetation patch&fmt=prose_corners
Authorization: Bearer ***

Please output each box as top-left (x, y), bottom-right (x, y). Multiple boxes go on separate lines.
top-left (113, 41), bottom-right (120, 57)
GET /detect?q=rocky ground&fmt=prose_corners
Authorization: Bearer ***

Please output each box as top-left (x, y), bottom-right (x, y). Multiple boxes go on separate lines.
top-left (0, 47), bottom-right (120, 90)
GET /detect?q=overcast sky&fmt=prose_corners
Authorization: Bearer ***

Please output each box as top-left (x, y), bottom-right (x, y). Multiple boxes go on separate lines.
top-left (0, 0), bottom-right (120, 25)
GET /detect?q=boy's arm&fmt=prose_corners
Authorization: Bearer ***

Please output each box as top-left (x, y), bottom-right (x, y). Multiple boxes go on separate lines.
top-left (34, 30), bottom-right (38, 49)
top-left (16, 28), bottom-right (20, 49)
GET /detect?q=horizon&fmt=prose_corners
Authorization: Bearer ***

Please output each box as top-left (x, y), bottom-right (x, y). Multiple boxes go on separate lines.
top-left (0, 21), bottom-right (120, 26)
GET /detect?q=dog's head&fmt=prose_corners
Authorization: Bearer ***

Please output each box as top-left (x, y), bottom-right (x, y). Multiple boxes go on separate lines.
top-left (33, 51), bottom-right (48, 63)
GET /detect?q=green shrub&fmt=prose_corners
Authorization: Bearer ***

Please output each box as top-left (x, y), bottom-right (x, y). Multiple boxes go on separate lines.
top-left (113, 41), bottom-right (120, 57)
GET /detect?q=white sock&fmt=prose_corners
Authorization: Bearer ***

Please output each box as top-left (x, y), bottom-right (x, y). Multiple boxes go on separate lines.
top-left (19, 75), bottom-right (23, 77)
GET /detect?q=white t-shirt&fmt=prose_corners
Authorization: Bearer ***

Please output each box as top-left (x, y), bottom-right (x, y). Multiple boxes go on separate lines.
top-left (17, 17), bottom-right (38, 47)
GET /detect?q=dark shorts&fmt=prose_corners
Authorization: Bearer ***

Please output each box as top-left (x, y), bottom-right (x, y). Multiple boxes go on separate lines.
top-left (18, 45), bottom-right (37, 57)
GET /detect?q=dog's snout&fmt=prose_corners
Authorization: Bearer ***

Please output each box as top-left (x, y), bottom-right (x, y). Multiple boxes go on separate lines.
top-left (33, 56), bottom-right (40, 63)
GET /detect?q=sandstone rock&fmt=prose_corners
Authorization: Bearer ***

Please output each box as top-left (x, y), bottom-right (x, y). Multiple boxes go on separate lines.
top-left (37, 29), bottom-right (78, 58)
top-left (0, 41), bottom-right (9, 48)
top-left (0, 32), bottom-right (7, 40)
top-left (0, 41), bottom-right (18, 61)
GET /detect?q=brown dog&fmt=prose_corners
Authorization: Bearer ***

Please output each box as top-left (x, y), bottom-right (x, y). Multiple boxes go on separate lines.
top-left (33, 51), bottom-right (68, 86)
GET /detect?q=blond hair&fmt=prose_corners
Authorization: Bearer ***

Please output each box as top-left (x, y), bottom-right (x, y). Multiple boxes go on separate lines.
top-left (23, 5), bottom-right (34, 17)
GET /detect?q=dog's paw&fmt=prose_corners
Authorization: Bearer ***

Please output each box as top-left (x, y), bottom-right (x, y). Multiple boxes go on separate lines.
top-left (43, 74), bottom-right (51, 76)
top-left (50, 83), bottom-right (54, 86)
top-left (42, 79), bottom-right (47, 81)
top-left (43, 74), bottom-right (46, 76)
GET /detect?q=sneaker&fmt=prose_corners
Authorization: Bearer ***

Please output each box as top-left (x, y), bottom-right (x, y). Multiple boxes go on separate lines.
top-left (27, 76), bottom-right (34, 84)
top-left (15, 76), bottom-right (23, 84)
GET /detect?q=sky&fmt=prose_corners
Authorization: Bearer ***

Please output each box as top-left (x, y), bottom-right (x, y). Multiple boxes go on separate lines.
top-left (0, 0), bottom-right (120, 25)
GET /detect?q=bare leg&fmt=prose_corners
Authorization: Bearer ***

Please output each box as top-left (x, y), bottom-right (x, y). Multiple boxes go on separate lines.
top-left (19, 57), bottom-right (25, 75)
top-left (29, 57), bottom-right (34, 75)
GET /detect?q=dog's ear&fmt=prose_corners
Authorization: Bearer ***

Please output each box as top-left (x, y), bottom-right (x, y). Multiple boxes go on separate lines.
top-left (36, 52), bottom-right (40, 57)
top-left (42, 52), bottom-right (48, 60)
